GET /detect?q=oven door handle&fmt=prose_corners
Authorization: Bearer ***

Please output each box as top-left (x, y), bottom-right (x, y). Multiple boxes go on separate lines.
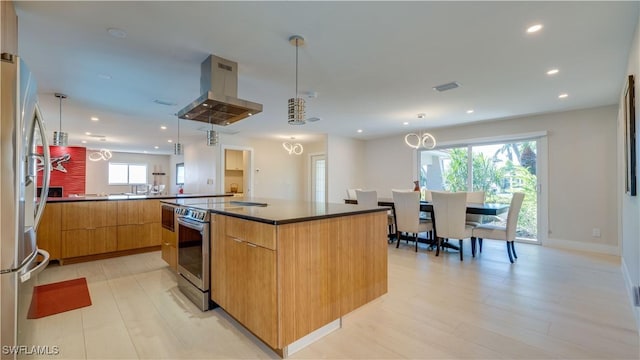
top-left (177, 217), bottom-right (206, 232)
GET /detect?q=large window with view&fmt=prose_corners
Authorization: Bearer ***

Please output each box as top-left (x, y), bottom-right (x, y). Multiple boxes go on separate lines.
top-left (108, 163), bottom-right (148, 185)
top-left (419, 140), bottom-right (540, 242)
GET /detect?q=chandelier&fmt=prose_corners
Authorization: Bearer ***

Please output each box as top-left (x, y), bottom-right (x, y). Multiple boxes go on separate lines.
top-left (404, 113), bottom-right (436, 149)
top-left (52, 93), bottom-right (68, 146)
top-left (282, 138), bottom-right (303, 155)
top-left (288, 35), bottom-right (306, 125)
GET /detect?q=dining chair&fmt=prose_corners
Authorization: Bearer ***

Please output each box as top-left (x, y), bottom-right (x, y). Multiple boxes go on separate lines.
top-left (472, 192), bottom-right (525, 263)
top-left (431, 191), bottom-right (476, 261)
top-left (392, 191), bottom-right (433, 252)
top-left (346, 188), bottom-right (362, 200)
top-left (465, 191), bottom-right (485, 226)
top-left (356, 190), bottom-right (395, 236)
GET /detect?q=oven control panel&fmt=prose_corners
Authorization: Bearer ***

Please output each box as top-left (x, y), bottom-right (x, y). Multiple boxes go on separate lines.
top-left (177, 207), bottom-right (209, 222)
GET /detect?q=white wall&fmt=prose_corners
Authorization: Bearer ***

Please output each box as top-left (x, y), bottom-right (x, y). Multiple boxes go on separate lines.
top-left (364, 106), bottom-right (619, 253)
top-left (85, 150), bottom-right (171, 195)
top-left (183, 136), bottom-right (217, 195)
top-left (620, 12), bottom-right (640, 330)
top-left (168, 153), bottom-right (184, 194)
top-left (326, 135), bottom-right (365, 203)
top-left (248, 137), bottom-right (305, 200)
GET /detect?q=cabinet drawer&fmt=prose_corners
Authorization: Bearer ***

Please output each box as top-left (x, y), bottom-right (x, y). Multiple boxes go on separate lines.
top-left (61, 227), bottom-right (117, 258)
top-left (225, 216), bottom-right (275, 250)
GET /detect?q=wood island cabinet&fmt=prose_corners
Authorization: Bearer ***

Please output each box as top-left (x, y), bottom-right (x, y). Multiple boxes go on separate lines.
top-left (211, 211), bottom-right (388, 353)
top-left (161, 226), bottom-right (177, 270)
top-left (37, 203), bottom-right (62, 261)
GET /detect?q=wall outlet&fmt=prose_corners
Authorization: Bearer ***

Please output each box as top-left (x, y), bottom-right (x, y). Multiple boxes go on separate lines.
top-left (592, 228), bottom-right (601, 237)
top-left (206, 178), bottom-right (214, 185)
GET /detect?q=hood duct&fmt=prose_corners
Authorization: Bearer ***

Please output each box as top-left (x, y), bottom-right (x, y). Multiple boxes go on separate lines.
top-left (177, 55), bottom-right (263, 125)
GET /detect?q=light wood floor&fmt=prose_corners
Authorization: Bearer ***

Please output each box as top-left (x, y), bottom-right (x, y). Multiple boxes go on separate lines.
top-left (22, 240), bottom-right (639, 359)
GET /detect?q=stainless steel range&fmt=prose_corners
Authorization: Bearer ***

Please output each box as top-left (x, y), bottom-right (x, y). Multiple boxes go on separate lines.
top-left (176, 206), bottom-right (215, 311)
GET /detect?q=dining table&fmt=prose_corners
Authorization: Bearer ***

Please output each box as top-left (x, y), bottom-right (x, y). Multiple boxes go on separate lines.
top-left (344, 197), bottom-right (510, 250)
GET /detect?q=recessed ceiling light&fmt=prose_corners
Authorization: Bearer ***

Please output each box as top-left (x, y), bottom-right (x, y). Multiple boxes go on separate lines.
top-left (403, 122), bottom-right (409, 126)
top-left (248, 113), bottom-right (253, 116)
top-left (81, 140), bottom-right (87, 144)
top-left (107, 27), bottom-right (127, 39)
top-left (466, 109), bottom-right (474, 114)
top-left (97, 74), bottom-right (112, 80)
top-left (85, 132), bottom-right (91, 135)
top-left (357, 129), bottom-right (363, 133)
top-left (547, 69), bottom-right (559, 75)
top-left (558, 93), bottom-right (569, 99)
top-left (160, 125), bottom-right (167, 130)
top-left (168, 139), bottom-right (173, 143)
top-left (154, 146), bottom-right (159, 149)
top-left (527, 24), bottom-right (543, 33)
top-left (90, 116), bottom-right (99, 121)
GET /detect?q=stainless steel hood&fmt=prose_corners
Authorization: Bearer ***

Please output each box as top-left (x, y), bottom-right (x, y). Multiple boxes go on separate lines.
top-left (177, 55), bottom-right (262, 125)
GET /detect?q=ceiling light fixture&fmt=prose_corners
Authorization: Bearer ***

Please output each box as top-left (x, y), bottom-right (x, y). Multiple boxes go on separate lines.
top-left (88, 149), bottom-right (113, 162)
top-left (467, 109), bottom-right (474, 114)
top-left (160, 125), bottom-right (167, 130)
top-left (282, 137), bottom-right (303, 155)
top-left (558, 93), bottom-right (568, 99)
top-left (527, 24), bottom-right (543, 33)
top-left (357, 129), bottom-right (363, 133)
top-left (52, 93), bottom-right (68, 146)
top-left (547, 69), bottom-right (559, 75)
top-left (90, 116), bottom-right (99, 121)
top-left (404, 113), bottom-right (436, 150)
top-left (206, 109), bottom-right (218, 146)
top-left (174, 118), bottom-right (183, 155)
top-left (288, 35), bottom-right (306, 125)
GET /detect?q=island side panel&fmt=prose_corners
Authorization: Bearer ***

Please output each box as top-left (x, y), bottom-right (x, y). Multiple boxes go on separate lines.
top-left (339, 211), bottom-right (388, 315)
top-left (277, 217), bottom-right (342, 348)
top-left (277, 211), bottom-right (388, 348)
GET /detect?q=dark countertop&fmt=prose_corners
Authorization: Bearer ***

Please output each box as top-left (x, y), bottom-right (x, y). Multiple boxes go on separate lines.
top-left (46, 193), bottom-right (232, 203)
top-left (163, 196), bottom-right (390, 225)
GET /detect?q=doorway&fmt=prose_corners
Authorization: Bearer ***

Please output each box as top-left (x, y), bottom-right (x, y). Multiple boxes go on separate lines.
top-left (310, 153), bottom-right (326, 202)
top-left (219, 145), bottom-right (253, 196)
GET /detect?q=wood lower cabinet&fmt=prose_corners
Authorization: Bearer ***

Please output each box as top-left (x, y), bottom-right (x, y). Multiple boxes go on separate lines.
top-left (38, 203), bottom-right (62, 261)
top-left (117, 222), bottom-right (161, 251)
top-left (61, 227), bottom-right (117, 258)
top-left (161, 227), bottom-right (177, 270)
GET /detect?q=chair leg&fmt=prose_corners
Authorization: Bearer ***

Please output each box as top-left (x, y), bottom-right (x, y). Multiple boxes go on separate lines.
top-left (415, 234), bottom-right (419, 252)
top-left (471, 237), bottom-right (476, 257)
top-left (506, 242), bottom-right (514, 263)
top-left (511, 241), bottom-right (518, 259)
top-left (459, 239), bottom-right (463, 261)
top-left (436, 238), bottom-right (441, 256)
top-left (396, 231), bottom-right (401, 248)
top-left (478, 238), bottom-right (483, 253)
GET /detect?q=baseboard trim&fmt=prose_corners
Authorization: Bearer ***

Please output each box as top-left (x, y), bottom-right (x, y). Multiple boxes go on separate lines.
top-left (543, 238), bottom-right (619, 256)
top-left (621, 258), bottom-right (640, 333)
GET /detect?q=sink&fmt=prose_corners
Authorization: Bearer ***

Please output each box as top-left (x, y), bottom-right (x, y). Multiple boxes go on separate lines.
top-left (229, 201), bottom-right (268, 207)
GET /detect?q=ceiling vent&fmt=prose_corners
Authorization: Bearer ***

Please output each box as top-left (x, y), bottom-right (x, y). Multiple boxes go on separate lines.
top-left (433, 81), bottom-right (461, 92)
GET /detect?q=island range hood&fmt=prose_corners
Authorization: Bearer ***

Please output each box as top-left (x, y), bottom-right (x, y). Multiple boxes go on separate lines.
top-left (177, 55), bottom-right (262, 125)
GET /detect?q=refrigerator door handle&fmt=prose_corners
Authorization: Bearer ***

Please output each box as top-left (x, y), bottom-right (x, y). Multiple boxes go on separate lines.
top-left (19, 249), bottom-right (49, 283)
top-left (0, 248), bottom-right (37, 275)
top-left (33, 103), bottom-right (50, 231)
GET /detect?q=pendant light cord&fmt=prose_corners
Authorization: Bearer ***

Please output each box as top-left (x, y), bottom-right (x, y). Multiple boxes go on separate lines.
top-left (58, 96), bottom-right (63, 132)
top-left (177, 118), bottom-right (180, 142)
top-left (295, 38), bottom-right (299, 98)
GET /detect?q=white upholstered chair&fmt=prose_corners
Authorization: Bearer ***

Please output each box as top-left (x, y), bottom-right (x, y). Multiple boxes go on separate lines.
top-left (465, 191), bottom-right (485, 226)
top-left (355, 190), bottom-right (378, 207)
top-left (392, 191), bottom-right (433, 252)
top-left (472, 192), bottom-right (525, 263)
top-left (431, 191), bottom-right (476, 261)
top-left (346, 188), bottom-right (362, 200)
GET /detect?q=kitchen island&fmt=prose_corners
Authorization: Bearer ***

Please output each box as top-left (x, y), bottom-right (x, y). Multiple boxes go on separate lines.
top-left (165, 198), bottom-right (389, 357)
top-left (38, 194), bottom-right (230, 264)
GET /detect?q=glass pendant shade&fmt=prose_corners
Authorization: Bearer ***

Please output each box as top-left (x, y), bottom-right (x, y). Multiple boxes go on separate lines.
top-left (174, 142), bottom-right (183, 155)
top-left (206, 129), bottom-right (218, 146)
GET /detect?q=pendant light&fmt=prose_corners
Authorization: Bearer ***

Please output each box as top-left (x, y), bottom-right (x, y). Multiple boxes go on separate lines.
top-left (404, 113), bottom-right (437, 150)
top-left (206, 108), bottom-right (218, 146)
top-left (174, 117), bottom-right (183, 155)
top-left (52, 93), bottom-right (68, 146)
top-left (288, 35), bottom-right (306, 125)
top-left (282, 137), bottom-right (303, 155)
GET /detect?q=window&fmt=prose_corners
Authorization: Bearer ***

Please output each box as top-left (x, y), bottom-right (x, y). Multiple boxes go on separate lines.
top-left (176, 163), bottom-right (185, 185)
top-left (108, 163), bottom-right (148, 185)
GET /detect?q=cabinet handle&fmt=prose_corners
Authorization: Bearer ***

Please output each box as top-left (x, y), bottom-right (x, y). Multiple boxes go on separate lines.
top-left (231, 237), bottom-right (243, 243)
top-left (246, 242), bottom-right (257, 248)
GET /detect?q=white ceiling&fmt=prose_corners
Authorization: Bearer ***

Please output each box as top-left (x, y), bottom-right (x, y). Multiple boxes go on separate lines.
top-left (14, 1), bottom-right (639, 154)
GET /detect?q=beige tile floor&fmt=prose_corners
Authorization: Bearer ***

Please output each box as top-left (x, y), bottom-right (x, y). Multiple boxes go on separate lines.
top-left (21, 240), bottom-right (640, 359)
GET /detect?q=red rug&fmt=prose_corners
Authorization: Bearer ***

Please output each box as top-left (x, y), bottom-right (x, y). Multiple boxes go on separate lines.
top-left (27, 277), bottom-right (92, 319)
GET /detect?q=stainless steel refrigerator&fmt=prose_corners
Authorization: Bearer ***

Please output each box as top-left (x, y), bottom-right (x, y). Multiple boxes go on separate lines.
top-left (0, 54), bottom-right (52, 359)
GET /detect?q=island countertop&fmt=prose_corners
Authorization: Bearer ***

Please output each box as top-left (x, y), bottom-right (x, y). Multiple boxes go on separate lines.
top-left (45, 193), bottom-right (232, 203)
top-left (161, 196), bottom-right (390, 225)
